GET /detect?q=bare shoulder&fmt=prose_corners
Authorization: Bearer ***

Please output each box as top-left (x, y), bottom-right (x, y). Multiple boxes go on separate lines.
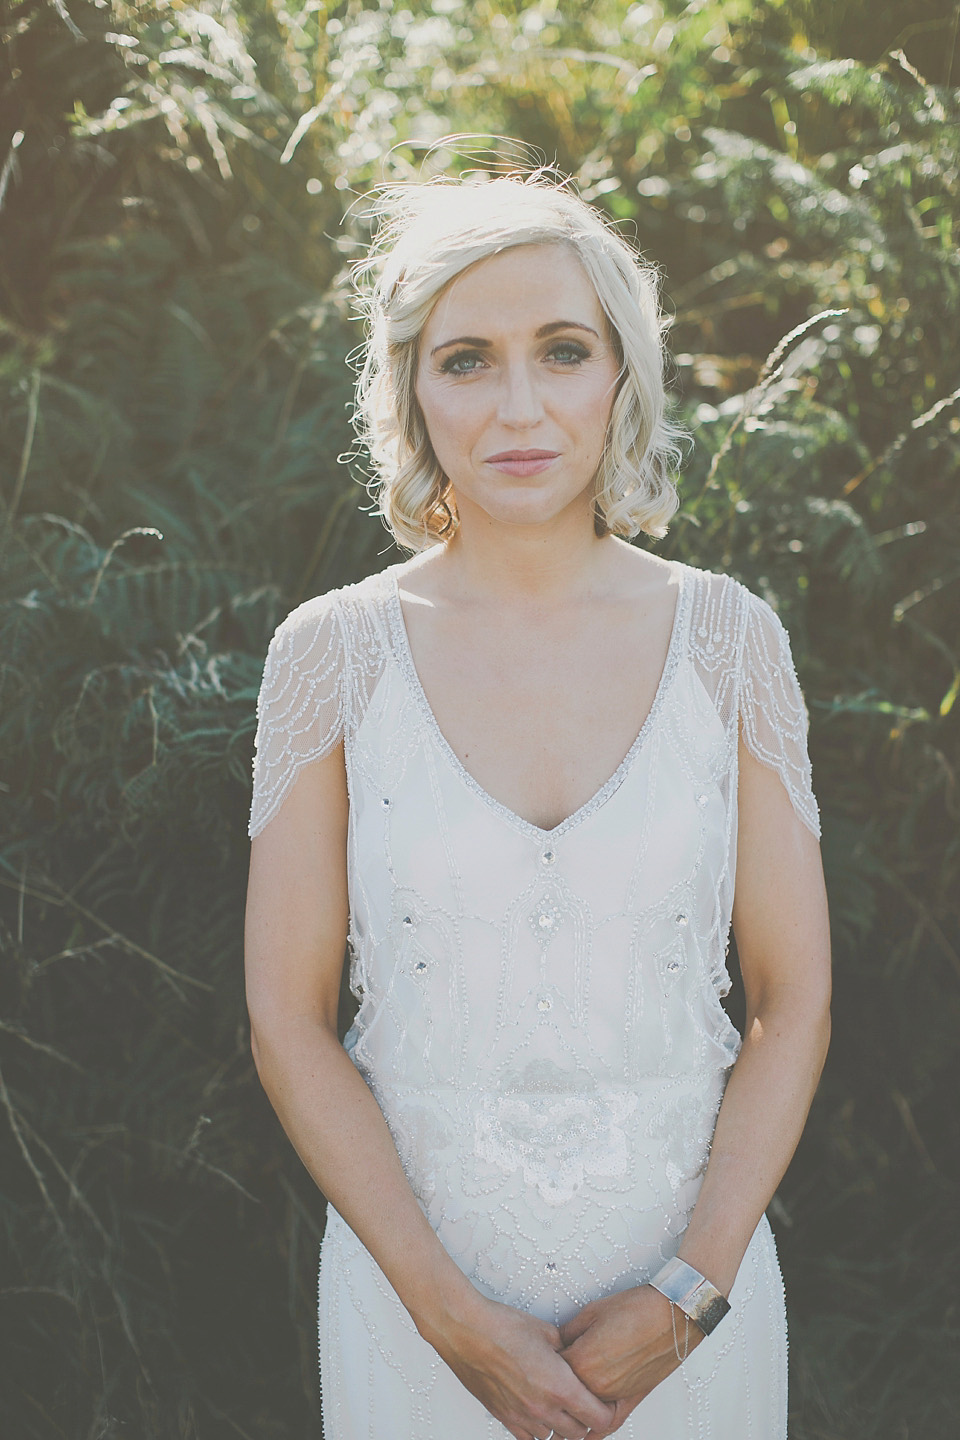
top-left (605, 542), bottom-right (730, 623)
top-left (391, 545), bottom-right (457, 604)
top-left (608, 540), bottom-right (680, 598)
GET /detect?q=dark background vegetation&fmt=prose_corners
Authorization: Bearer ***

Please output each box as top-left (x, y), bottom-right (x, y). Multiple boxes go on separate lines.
top-left (1, 1), bottom-right (958, 1436)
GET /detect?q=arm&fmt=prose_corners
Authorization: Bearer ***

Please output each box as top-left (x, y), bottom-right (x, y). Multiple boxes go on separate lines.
top-left (559, 726), bottom-right (831, 1432)
top-left (672, 722), bottom-right (831, 1289)
top-left (245, 748), bottom-right (614, 1440)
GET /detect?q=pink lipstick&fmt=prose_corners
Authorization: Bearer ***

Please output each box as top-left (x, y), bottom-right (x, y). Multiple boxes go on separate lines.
top-left (485, 449), bottom-right (560, 476)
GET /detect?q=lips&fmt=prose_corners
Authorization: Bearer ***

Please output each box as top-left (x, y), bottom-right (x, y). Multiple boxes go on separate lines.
top-left (483, 446), bottom-right (558, 475)
top-left (485, 449), bottom-right (560, 462)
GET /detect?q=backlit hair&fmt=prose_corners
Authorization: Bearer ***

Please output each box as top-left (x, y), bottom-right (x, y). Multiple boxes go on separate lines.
top-left (349, 168), bottom-right (684, 552)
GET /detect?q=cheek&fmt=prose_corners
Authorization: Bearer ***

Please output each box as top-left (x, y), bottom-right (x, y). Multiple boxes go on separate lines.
top-left (577, 375), bottom-right (619, 437)
top-left (417, 384), bottom-right (482, 454)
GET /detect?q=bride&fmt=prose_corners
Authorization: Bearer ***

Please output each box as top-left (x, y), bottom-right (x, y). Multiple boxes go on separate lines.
top-left (244, 164), bottom-right (831, 1439)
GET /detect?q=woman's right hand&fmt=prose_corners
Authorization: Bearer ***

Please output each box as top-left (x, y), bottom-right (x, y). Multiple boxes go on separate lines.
top-left (419, 1288), bottom-right (618, 1440)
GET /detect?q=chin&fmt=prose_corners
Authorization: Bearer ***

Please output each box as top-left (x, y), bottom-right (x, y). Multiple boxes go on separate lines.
top-left (480, 503), bottom-right (576, 530)
top-left (464, 486), bottom-right (595, 531)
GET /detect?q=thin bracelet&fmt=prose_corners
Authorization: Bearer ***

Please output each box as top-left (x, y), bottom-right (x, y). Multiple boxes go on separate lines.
top-left (669, 1300), bottom-right (690, 1363)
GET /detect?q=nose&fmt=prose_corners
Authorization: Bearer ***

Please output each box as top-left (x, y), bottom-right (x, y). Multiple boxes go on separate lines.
top-left (497, 360), bottom-right (545, 429)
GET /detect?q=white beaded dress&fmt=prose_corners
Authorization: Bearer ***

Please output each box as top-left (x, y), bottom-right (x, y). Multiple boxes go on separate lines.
top-left (247, 558), bottom-right (822, 1440)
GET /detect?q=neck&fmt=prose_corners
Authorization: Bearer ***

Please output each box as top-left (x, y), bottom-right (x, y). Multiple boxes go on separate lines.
top-left (432, 500), bottom-right (620, 605)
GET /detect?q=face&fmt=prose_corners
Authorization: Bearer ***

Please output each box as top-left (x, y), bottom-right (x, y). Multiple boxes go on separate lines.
top-left (414, 243), bottom-right (622, 534)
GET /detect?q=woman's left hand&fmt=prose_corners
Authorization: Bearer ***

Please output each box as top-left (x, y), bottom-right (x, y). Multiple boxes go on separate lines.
top-left (558, 1283), bottom-right (704, 1435)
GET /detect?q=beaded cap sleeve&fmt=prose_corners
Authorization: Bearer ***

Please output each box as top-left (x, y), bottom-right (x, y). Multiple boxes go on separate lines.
top-left (247, 594), bottom-right (347, 839)
top-left (737, 589), bottom-right (821, 841)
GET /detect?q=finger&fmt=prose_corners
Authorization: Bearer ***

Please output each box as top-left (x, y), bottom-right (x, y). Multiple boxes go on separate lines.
top-left (558, 1331), bottom-right (586, 1364)
top-left (592, 1398), bottom-right (637, 1436)
top-left (580, 1409), bottom-right (618, 1438)
top-left (580, 1411), bottom-right (619, 1438)
top-left (559, 1306), bottom-right (594, 1346)
top-left (557, 1380), bottom-right (617, 1433)
top-left (551, 1411), bottom-right (592, 1439)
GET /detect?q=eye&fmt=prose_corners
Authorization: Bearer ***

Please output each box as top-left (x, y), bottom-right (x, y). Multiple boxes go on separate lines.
top-left (439, 350), bottom-right (487, 376)
top-left (547, 340), bottom-right (590, 365)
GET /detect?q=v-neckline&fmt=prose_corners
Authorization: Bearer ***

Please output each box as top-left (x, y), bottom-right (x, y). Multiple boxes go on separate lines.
top-left (386, 560), bottom-right (690, 843)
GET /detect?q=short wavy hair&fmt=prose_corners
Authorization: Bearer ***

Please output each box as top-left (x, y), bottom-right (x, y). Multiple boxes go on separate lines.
top-left (349, 168), bottom-right (684, 552)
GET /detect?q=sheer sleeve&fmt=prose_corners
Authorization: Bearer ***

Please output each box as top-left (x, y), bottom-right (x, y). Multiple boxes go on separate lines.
top-left (737, 590), bottom-right (821, 841)
top-left (248, 594), bottom-right (347, 839)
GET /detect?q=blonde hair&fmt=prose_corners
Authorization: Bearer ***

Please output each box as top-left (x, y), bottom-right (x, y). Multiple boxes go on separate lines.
top-left (349, 167), bottom-right (684, 552)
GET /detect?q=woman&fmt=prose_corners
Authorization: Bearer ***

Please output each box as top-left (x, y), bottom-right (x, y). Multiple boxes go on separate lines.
top-left (244, 168), bottom-right (831, 1440)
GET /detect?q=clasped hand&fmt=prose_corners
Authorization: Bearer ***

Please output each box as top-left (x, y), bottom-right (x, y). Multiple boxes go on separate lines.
top-left (427, 1282), bottom-right (703, 1440)
top-left (559, 1283), bottom-right (705, 1435)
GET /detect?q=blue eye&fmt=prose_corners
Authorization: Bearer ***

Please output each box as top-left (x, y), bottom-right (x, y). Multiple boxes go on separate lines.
top-left (439, 341), bottom-right (591, 376)
top-left (440, 351), bottom-right (486, 375)
top-left (550, 341), bottom-right (590, 364)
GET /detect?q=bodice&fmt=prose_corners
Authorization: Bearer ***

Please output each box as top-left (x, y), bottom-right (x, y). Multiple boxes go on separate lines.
top-left (248, 559), bottom-right (820, 1310)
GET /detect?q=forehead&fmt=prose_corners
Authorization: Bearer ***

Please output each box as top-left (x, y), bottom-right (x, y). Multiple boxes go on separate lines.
top-left (421, 242), bottom-right (605, 335)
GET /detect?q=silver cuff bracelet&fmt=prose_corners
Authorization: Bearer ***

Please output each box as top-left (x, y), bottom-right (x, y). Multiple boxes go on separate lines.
top-left (648, 1257), bottom-right (731, 1336)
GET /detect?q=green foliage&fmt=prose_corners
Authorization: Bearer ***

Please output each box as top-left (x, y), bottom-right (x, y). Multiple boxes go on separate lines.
top-left (1, 0), bottom-right (958, 1436)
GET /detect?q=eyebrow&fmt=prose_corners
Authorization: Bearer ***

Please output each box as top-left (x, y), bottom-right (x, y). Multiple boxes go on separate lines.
top-left (430, 320), bottom-right (600, 357)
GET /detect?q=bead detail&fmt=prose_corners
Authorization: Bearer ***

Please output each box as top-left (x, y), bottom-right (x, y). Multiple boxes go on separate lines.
top-left (540, 848), bottom-right (557, 866)
top-left (537, 994), bottom-right (553, 1012)
top-left (529, 901), bottom-right (563, 943)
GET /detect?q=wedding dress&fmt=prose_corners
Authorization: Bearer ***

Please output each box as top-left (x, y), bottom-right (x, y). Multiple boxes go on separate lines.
top-left (248, 558), bottom-right (821, 1439)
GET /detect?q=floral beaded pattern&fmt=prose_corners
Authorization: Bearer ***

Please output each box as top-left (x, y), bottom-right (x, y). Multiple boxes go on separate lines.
top-left (473, 1060), bottom-right (639, 1207)
top-left (249, 559), bottom-right (813, 1440)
